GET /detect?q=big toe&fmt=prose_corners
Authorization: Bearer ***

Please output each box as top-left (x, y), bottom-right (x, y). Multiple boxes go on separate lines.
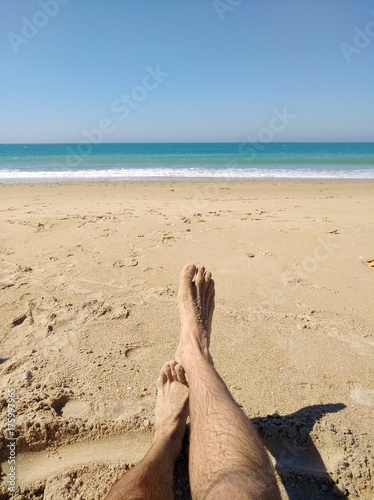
top-left (180, 263), bottom-right (196, 281)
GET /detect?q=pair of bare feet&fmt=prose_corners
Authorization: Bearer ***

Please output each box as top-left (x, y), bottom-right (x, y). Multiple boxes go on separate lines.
top-left (106, 264), bottom-right (280, 499)
top-left (154, 263), bottom-right (215, 459)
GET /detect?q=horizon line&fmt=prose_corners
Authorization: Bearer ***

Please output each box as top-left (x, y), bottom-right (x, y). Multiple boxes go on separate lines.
top-left (1, 141), bottom-right (374, 146)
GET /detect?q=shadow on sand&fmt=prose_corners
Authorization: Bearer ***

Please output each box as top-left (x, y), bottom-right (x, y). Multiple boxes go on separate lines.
top-left (253, 403), bottom-right (346, 499)
top-left (174, 402), bottom-right (346, 499)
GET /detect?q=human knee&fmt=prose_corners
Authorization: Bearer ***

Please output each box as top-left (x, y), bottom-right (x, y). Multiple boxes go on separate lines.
top-left (204, 469), bottom-right (280, 500)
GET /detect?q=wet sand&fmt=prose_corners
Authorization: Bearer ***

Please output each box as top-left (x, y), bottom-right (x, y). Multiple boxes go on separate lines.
top-left (0, 180), bottom-right (373, 499)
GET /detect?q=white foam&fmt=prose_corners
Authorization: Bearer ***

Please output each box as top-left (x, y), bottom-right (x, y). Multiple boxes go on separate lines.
top-left (0, 167), bottom-right (374, 183)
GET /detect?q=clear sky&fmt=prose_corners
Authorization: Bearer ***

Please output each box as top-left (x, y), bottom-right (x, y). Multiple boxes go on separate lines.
top-left (0, 0), bottom-right (373, 143)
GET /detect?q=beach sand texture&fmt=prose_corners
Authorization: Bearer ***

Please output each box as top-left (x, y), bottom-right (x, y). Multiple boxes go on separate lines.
top-left (0, 181), bottom-right (373, 499)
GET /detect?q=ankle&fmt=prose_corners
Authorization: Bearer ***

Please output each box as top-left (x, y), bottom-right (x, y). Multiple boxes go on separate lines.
top-left (152, 430), bottom-right (183, 459)
top-left (183, 347), bottom-right (211, 373)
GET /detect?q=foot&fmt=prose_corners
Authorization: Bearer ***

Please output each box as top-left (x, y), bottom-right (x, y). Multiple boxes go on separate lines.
top-left (154, 361), bottom-right (189, 459)
top-left (176, 264), bottom-right (215, 367)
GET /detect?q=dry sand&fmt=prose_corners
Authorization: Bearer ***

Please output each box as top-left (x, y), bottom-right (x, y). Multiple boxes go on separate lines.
top-left (0, 180), bottom-right (373, 499)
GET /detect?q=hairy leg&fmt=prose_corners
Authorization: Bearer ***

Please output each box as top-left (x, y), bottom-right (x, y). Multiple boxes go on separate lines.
top-left (177, 264), bottom-right (281, 500)
top-left (105, 361), bottom-right (188, 500)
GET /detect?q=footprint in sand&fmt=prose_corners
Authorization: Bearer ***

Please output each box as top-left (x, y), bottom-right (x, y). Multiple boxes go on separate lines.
top-left (0, 261), bottom-right (33, 290)
top-left (8, 298), bottom-right (131, 364)
top-left (113, 258), bottom-right (138, 267)
top-left (162, 234), bottom-right (176, 245)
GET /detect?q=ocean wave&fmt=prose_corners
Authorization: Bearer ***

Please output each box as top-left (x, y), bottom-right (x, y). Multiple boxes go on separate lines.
top-left (1, 167), bottom-right (374, 183)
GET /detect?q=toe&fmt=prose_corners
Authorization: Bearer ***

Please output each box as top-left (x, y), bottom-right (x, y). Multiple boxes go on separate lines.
top-left (169, 360), bottom-right (178, 381)
top-left (207, 279), bottom-right (215, 297)
top-left (195, 266), bottom-right (205, 288)
top-left (175, 364), bottom-right (188, 385)
top-left (180, 263), bottom-right (196, 281)
top-left (163, 362), bottom-right (173, 382)
top-left (157, 370), bottom-right (167, 390)
top-left (202, 271), bottom-right (212, 292)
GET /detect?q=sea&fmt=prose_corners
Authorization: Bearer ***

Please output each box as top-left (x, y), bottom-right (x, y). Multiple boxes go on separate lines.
top-left (0, 142), bottom-right (374, 183)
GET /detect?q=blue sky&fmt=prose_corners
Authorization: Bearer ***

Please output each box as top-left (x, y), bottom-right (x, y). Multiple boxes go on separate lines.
top-left (0, 0), bottom-right (373, 143)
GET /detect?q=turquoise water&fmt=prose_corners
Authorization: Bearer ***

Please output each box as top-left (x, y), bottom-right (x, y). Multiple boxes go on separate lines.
top-left (0, 143), bottom-right (374, 182)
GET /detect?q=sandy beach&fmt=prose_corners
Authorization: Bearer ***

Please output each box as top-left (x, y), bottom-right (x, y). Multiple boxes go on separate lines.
top-left (0, 180), bottom-right (373, 499)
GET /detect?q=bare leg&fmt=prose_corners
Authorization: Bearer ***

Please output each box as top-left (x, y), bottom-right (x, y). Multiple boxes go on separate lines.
top-left (105, 360), bottom-right (189, 500)
top-left (176, 264), bottom-right (281, 500)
